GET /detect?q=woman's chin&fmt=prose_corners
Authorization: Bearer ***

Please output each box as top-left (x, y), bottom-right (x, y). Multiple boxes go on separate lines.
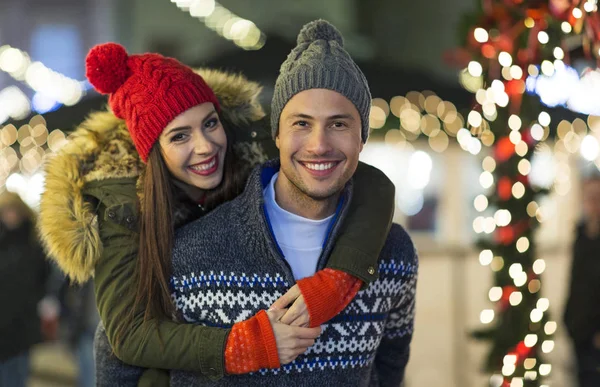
top-left (189, 174), bottom-right (223, 190)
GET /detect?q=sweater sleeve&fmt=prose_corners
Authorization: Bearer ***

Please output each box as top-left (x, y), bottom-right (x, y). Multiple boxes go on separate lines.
top-left (296, 268), bottom-right (363, 328)
top-left (373, 249), bottom-right (418, 386)
top-left (325, 161), bottom-right (395, 287)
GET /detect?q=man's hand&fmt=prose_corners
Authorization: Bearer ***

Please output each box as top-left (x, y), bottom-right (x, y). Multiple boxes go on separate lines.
top-left (266, 309), bottom-right (321, 364)
top-left (270, 285), bottom-right (310, 327)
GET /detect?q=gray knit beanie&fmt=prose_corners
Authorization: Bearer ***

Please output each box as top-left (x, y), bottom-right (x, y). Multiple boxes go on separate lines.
top-left (271, 19), bottom-right (372, 143)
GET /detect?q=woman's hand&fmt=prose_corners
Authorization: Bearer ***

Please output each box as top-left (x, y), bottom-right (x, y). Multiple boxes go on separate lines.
top-left (266, 309), bottom-right (320, 364)
top-left (269, 285), bottom-right (310, 327)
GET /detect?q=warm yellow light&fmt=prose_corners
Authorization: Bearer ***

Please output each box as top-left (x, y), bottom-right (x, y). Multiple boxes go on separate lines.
top-left (473, 216), bottom-right (485, 234)
top-left (482, 156), bottom-right (496, 172)
top-left (524, 358), bottom-right (537, 370)
top-left (530, 308), bottom-right (543, 323)
top-left (515, 141), bottom-right (528, 156)
top-left (516, 237), bottom-right (530, 253)
top-left (508, 115), bottom-right (522, 131)
top-left (510, 65), bottom-right (523, 80)
top-left (512, 182), bottom-right (525, 199)
top-left (524, 17), bottom-right (535, 28)
top-left (509, 131), bottom-right (522, 145)
top-left (537, 298), bottom-right (550, 312)
top-left (518, 159), bottom-right (531, 175)
top-left (509, 291), bottom-right (523, 306)
top-left (491, 256), bottom-right (504, 272)
top-left (510, 377), bottom-right (524, 387)
top-left (468, 61), bottom-right (483, 77)
top-left (544, 321), bottom-right (557, 335)
top-left (539, 364), bottom-right (551, 376)
top-left (489, 286), bottom-right (503, 302)
top-left (530, 123), bottom-right (545, 141)
top-left (502, 364), bottom-right (516, 376)
top-left (529, 279), bottom-right (541, 293)
top-left (480, 309), bottom-right (495, 324)
top-left (562, 21), bottom-right (573, 33)
top-left (474, 28), bottom-right (489, 43)
top-left (524, 334), bottom-right (538, 348)
top-left (538, 111), bottom-right (551, 126)
top-left (498, 52), bottom-right (513, 67)
top-left (553, 47), bottom-right (565, 60)
top-left (528, 65), bottom-right (539, 77)
top-left (533, 259), bottom-right (546, 274)
top-left (495, 209), bottom-right (512, 227)
top-left (542, 340), bottom-right (555, 353)
top-left (527, 201), bottom-right (539, 217)
top-left (541, 60), bottom-right (555, 76)
top-left (474, 194), bottom-right (489, 212)
top-left (480, 171), bottom-right (494, 189)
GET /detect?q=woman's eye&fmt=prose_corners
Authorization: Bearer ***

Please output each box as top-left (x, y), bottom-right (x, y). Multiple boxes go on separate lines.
top-left (205, 118), bottom-right (219, 130)
top-left (171, 133), bottom-right (186, 142)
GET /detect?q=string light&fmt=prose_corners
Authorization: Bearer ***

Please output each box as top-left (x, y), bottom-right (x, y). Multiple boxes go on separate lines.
top-left (171, 0), bottom-right (265, 50)
top-left (0, 45), bottom-right (85, 108)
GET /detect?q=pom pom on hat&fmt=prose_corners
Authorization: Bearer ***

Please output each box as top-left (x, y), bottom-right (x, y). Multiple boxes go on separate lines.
top-left (86, 43), bottom-right (131, 94)
top-left (297, 19), bottom-right (344, 46)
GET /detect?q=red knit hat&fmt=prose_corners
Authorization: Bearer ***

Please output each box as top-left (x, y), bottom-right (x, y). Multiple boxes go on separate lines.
top-left (85, 43), bottom-right (220, 162)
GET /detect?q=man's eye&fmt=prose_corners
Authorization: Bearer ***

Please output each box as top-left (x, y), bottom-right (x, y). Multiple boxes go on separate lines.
top-left (294, 121), bottom-right (308, 127)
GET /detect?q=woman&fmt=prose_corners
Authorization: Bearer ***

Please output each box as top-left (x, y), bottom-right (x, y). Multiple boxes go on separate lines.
top-left (39, 43), bottom-right (395, 385)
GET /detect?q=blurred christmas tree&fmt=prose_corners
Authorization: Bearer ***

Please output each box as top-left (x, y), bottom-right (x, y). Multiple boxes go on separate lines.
top-left (450, 1), bottom-right (600, 386)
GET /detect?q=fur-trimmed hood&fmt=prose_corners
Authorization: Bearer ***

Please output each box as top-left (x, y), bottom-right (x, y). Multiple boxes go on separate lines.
top-left (38, 69), bottom-right (265, 283)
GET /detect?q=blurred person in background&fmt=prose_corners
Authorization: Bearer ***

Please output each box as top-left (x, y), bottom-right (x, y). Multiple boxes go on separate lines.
top-left (60, 279), bottom-right (99, 387)
top-left (564, 173), bottom-right (600, 387)
top-left (0, 191), bottom-right (58, 387)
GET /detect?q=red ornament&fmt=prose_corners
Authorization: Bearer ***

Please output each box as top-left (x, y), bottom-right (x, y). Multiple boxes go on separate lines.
top-left (495, 34), bottom-right (515, 53)
top-left (516, 340), bottom-right (531, 358)
top-left (495, 137), bottom-right (515, 162)
top-left (496, 225), bottom-right (516, 245)
top-left (482, 43), bottom-right (497, 59)
top-left (498, 177), bottom-right (513, 200)
top-left (505, 79), bottom-right (525, 97)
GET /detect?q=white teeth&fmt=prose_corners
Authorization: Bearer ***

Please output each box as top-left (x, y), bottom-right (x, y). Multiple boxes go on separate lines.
top-left (305, 162), bottom-right (335, 171)
top-left (190, 158), bottom-right (216, 171)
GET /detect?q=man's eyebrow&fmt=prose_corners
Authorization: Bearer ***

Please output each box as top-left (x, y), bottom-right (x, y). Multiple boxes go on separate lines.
top-left (328, 114), bottom-right (355, 121)
top-left (287, 113), bottom-right (314, 120)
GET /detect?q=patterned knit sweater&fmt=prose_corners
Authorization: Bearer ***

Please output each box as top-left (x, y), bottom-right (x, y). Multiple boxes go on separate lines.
top-left (169, 160), bottom-right (418, 387)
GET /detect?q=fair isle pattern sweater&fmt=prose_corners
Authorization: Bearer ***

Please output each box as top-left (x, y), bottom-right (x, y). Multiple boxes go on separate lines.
top-left (169, 160), bottom-right (418, 387)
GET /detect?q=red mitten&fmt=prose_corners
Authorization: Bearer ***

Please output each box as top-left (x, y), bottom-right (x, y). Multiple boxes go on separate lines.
top-left (297, 268), bottom-right (362, 328)
top-left (224, 310), bottom-right (280, 374)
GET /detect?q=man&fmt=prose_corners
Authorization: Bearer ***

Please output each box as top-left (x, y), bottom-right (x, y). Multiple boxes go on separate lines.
top-left (564, 174), bottom-right (600, 387)
top-left (170, 19), bottom-right (418, 386)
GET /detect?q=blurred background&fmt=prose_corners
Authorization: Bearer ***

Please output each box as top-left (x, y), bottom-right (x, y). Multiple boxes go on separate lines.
top-left (2, 0), bottom-right (600, 386)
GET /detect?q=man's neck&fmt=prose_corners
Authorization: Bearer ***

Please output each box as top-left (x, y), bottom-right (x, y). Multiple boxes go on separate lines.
top-left (274, 173), bottom-right (340, 220)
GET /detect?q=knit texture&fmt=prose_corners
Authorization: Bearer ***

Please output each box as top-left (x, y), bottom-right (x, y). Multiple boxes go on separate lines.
top-left (297, 268), bottom-right (363, 328)
top-left (270, 20), bottom-right (372, 143)
top-left (85, 43), bottom-right (220, 162)
top-left (168, 160), bottom-right (418, 386)
top-left (224, 310), bottom-right (280, 374)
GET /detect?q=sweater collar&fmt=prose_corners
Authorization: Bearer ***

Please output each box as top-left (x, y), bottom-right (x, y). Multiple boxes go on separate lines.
top-left (240, 158), bottom-right (354, 268)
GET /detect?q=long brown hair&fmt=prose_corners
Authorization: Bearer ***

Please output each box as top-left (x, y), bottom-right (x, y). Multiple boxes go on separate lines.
top-left (116, 122), bottom-right (246, 347)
